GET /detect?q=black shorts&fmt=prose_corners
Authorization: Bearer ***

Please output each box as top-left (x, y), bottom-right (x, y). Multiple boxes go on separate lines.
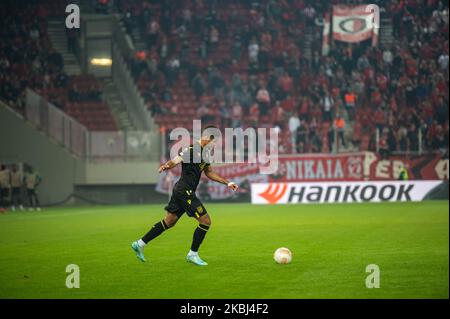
top-left (27, 189), bottom-right (36, 197)
top-left (164, 189), bottom-right (208, 219)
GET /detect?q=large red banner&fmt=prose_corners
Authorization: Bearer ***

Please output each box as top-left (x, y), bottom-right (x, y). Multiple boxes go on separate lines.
top-left (155, 152), bottom-right (448, 199)
top-left (365, 152), bottom-right (448, 181)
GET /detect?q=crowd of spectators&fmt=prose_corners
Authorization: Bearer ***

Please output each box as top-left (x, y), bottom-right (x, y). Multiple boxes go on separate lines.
top-left (0, 1), bottom-right (64, 112)
top-left (0, 1), bottom-right (110, 130)
top-left (354, 0), bottom-right (449, 158)
top-left (68, 81), bottom-right (102, 102)
top-left (0, 0), bottom-right (448, 155)
top-left (117, 0), bottom-right (448, 156)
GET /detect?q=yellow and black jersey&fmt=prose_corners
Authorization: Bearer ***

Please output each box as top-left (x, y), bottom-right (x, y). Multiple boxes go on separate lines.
top-left (174, 142), bottom-right (211, 194)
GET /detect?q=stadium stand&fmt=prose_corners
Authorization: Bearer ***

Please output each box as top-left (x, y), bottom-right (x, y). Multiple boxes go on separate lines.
top-left (0, 0), bottom-right (448, 154)
top-left (0, 0), bottom-right (118, 131)
top-left (114, 0), bottom-right (448, 155)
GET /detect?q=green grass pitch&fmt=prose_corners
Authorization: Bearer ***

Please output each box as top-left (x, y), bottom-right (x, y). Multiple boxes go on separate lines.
top-left (0, 201), bottom-right (448, 299)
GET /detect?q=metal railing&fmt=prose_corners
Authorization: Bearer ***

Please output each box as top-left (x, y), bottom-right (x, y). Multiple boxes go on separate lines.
top-left (25, 89), bottom-right (159, 161)
top-left (111, 16), bottom-right (155, 131)
top-left (88, 130), bottom-right (158, 161)
top-left (26, 89), bottom-right (88, 158)
top-left (375, 127), bottom-right (425, 155)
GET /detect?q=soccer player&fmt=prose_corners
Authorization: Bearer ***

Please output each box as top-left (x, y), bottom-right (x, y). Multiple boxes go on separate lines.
top-left (131, 127), bottom-right (238, 266)
top-left (0, 164), bottom-right (11, 211)
top-left (10, 164), bottom-right (24, 212)
top-left (24, 165), bottom-right (42, 211)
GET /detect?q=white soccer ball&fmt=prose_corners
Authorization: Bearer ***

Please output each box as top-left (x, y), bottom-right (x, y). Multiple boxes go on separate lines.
top-left (274, 247), bottom-right (292, 264)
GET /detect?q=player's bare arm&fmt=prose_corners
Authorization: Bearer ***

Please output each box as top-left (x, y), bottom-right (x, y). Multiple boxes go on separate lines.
top-left (204, 165), bottom-right (238, 191)
top-left (158, 155), bottom-right (183, 173)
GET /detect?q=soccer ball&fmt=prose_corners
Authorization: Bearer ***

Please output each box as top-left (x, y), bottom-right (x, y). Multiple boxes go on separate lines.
top-left (273, 247), bottom-right (292, 264)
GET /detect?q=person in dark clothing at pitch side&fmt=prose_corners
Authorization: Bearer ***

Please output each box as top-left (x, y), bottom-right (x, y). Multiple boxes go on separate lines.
top-left (398, 164), bottom-right (409, 181)
top-left (24, 166), bottom-right (42, 211)
top-left (0, 164), bottom-right (11, 211)
top-left (10, 164), bottom-right (24, 211)
top-left (328, 127), bottom-right (334, 152)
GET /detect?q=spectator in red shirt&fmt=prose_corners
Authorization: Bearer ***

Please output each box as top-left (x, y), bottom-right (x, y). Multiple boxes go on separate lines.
top-left (299, 96), bottom-right (310, 121)
top-left (259, 31), bottom-right (272, 71)
top-left (280, 94), bottom-right (295, 114)
top-left (249, 102), bottom-right (260, 127)
top-left (376, 73), bottom-right (388, 92)
top-left (231, 101), bottom-right (243, 128)
top-left (371, 88), bottom-right (383, 108)
top-left (256, 86), bottom-right (270, 116)
top-left (299, 73), bottom-right (311, 92)
top-left (359, 107), bottom-right (372, 134)
top-left (373, 108), bottom-right (386, 132)
top-left (379, 130), bottom-right (389, 159)
top-left (271, 101), bottom-right (284, 123)
top-left (277, 71), bottom-right (293, 99)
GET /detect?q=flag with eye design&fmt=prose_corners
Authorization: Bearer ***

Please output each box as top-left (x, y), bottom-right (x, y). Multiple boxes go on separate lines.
top-left (332, 5), bottom-right (379, 46)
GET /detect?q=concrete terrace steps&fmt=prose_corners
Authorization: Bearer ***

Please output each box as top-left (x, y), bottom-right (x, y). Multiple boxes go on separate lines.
top-left (302, 28), bottom-right (315, 61)
top-left (101, 78), bottom-right (136, 131)
top-left (130, 26), bottom-right (147, 51)
top-left (379, 17), bottom-right (394, 46)
top-left (47, 19), bottom-right (82, 76)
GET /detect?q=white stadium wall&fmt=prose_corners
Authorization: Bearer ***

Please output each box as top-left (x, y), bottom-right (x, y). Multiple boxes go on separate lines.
top-left (0, 103), bottom-right (86, 205)
top-left (1, 103), bottom-right (163, 205)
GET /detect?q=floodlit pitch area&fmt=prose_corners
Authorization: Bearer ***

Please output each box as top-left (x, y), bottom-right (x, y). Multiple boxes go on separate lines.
top-left (0, 201), bottom-right (448, 299)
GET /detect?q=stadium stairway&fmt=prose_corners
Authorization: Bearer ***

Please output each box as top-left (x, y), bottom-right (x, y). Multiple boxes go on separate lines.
top-left (47, 19), bottom-right (82, 76)
top-left (130, 27), bottom-right (147, 51)
top-left (101, 78), bottom-right (136, 131)
top-left (333, 109), bottom-right (360, 153)
top-left (301, 26), bottom-right (314, 61)
top-left (379, 17), bottom-right (394, 47)
top-left (118, 16), bottom-right (146, 52)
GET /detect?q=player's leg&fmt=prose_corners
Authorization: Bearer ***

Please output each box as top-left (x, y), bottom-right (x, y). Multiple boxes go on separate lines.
top-left (14, 188), bottom-right (20, 208)
top-left (186, 200), bottom-right (211, 266)
top-left (18, 188), bottom-right (24, 210)
top-left (3, 188), bottom-right (10, 210)
top-left (189, 213), bottom-right (211, 253)
top-left (30, 190), bottom-right (37, 211)
top-left (131, 192), bottom-right (184, 262)
top-left (0, 188), bottom-right (4, 210)
top-left (139, 211), bottom-right (178, 246)
top-left (27, 189), bottom-right (34, 211)
top-left (33, 190), bottom-right (41, 211)
top-left (11, 188), bottom-right (18, 211)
